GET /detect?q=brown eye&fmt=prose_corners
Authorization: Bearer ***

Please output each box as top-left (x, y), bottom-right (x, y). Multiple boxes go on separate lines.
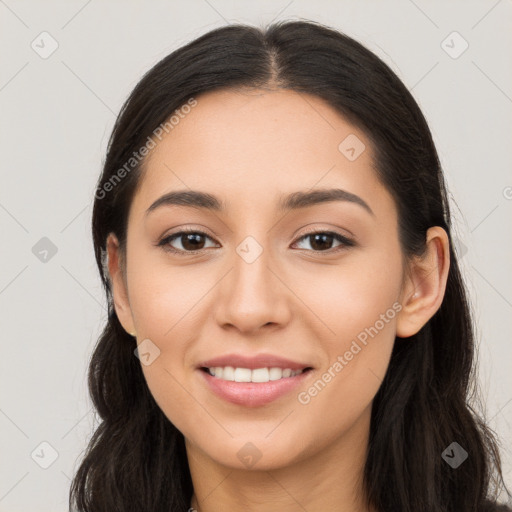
top-left (158, 229), bottom-right (354, 255)
top-left (293, 231), bottom-right (355, 252)
top-left (158, 230), bottom-right (218, 254)
top-left (180, 233), bottom-right (205, 250)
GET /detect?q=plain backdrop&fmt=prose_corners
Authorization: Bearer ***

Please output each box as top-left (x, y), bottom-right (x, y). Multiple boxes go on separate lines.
top-left (1, 1), bottom-right (511, 510)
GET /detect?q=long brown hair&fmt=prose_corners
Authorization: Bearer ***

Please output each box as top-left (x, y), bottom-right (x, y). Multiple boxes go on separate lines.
top-left (70, 19), bottom-right (511, 511)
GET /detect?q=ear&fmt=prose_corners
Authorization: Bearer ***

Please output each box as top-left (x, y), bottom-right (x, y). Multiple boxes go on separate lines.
top-left (106, 233), bottom-right (136, 337)
top-left (395, 226), bottom-right (450, 338)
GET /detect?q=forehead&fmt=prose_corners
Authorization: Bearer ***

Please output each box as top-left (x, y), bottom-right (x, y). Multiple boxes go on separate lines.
top-left (131, 88), bottom-right (394, 219)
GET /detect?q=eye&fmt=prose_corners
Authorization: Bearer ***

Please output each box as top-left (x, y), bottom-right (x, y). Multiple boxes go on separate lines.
top-left (158, 228), bottom-right (218, 254)
top-left (157, 228), bottom-right (355, 255)
top-left (292, 231), bottom-right (355, 252)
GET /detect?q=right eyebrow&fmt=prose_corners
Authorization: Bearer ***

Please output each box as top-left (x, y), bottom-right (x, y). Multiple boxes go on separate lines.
top-left (145, 190), bottom-right (225, 217)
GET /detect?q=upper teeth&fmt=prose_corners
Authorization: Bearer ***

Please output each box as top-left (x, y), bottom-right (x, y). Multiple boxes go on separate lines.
top-left (207, 366), bottom-right (305, 382)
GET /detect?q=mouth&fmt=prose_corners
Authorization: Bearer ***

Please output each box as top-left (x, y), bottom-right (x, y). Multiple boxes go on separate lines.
top-left (196, 354), bottom-right (315, 407)
top-left (196, 353), bottom-right (315, 407)
top-left (199, 366), bottom-right (313, 383)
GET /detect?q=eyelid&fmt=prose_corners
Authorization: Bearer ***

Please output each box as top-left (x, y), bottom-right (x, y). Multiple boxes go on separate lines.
top-left (292, 230), bottom-right (355, 251)
top-left (158, 226), bottom-right (356, 255)
top-left (157, 226), bottom-right (219, 253)
top-left (293, 224), bottom-right (355, 243)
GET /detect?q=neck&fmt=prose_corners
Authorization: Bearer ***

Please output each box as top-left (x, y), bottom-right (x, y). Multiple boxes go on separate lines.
top-left (186, 405), bottom-right (375, 512)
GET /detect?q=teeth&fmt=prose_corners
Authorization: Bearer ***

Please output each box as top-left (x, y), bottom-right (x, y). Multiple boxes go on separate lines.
top-left (269, 367), bottom-right (282, 380)
top-left (251, 368), bottom-right (269, 382)
top-left (234, 367), bottom-right (252, 382)
top-left (207, 366), bottom-right (306, 382)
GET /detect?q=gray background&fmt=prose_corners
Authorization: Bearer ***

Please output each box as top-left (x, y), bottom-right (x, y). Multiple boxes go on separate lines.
top-left (1, 1), bottom-right (511, 510)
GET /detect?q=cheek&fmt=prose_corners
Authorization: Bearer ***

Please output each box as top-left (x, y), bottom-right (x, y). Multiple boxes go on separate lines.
top-left (293, 248), bottom-right (401, 413)
top-left (127, 248), bottom-right (209, 338)
top-left (300, 245), bottom-right (402, 344)
top-left (125, 250), bottom-right (219, 430)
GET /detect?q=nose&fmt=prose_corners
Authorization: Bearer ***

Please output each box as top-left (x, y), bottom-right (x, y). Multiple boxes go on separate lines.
top-left (215, 243), bottom-right (292, 335)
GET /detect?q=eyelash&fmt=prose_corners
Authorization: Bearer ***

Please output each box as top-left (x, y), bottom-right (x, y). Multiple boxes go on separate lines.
top-left (157, 227), bottom-right (355, 255)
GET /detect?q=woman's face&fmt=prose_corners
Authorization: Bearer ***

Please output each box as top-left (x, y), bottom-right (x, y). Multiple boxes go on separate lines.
top-left (111, 88), bottom-right (412, 470)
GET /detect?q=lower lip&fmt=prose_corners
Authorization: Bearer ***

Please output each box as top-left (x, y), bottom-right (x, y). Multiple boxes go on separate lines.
top-left (198, 368), bottom-right (313, 407)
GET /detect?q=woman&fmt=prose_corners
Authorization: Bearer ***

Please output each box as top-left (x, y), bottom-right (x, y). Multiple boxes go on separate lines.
top-left (69, 19), bottom-right (511, 512)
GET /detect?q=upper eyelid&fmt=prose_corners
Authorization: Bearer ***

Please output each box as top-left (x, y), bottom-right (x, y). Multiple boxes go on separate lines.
top-left (160, 228), bottom-right (353, 250)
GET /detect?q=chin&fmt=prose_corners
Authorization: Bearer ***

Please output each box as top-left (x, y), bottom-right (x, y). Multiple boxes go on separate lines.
top-left (194, 432), bottom-right (312, 472)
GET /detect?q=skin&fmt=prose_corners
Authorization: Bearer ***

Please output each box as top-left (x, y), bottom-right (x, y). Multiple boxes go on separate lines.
top-left (106, 88), bottom-right (450, 512)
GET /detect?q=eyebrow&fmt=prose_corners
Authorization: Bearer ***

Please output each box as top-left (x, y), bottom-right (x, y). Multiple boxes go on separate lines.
top-left (145, 188), bottom-right (374, 217)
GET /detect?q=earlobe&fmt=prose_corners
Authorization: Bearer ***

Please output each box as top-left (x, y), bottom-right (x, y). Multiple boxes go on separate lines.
top-left (106, 233), bottom-right (136, 336)
top-left (395, 226), bottom-right (450, 338)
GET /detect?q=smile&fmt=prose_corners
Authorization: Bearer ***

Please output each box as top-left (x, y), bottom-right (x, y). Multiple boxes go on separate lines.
top-left (198, 366), bottom-right (313, 407)
top-left (202, 366), bottom-right (310, 382)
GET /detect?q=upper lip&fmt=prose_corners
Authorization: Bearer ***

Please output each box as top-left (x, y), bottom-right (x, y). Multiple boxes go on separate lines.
top-left (198, 353), bottom-right (313, 371)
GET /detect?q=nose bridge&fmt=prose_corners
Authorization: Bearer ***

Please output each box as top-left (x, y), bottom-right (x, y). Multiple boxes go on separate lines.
top-left (216, 231), bottom-right (290, 333)
top-left (234, 234), bottom-right (273, 294)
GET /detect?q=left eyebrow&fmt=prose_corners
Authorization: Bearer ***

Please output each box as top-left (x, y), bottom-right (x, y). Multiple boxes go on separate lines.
top-left (145, 187), bottom-right (374, 217)
top-left (277, 188), bottom-right (374, 217)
